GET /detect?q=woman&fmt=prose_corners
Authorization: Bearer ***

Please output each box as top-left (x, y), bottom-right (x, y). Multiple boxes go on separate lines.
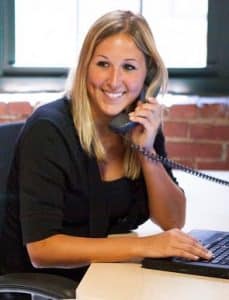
top-left (1, 10), bottom-right (212, 283)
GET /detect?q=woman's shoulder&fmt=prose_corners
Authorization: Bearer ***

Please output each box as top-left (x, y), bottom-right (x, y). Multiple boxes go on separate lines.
top-left (21, 96), bottom-right (74, 134)
top-left (19, 96), bottom-right (79, 147)
top-left (29, 96), bottom-right (71, 125)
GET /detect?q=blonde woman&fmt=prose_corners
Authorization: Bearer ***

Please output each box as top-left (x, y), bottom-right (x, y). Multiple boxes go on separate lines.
top-left (1, 10), bottom-right (211, 284)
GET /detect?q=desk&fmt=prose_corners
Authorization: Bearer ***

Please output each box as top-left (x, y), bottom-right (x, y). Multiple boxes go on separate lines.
top-left (76, 171), bottom-right (229, 300)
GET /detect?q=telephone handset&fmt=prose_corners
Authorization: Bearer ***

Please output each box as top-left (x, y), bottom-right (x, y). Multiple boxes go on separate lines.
top-left (109, 85), bottom-right (160, 135)
top-left (108, 86), bottom-right (229, 187)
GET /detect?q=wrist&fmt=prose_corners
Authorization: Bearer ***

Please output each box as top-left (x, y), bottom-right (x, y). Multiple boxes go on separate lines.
top-left (133, 144), bottom-right (158, 163)
top-left (130, 236), bottom-right (144, 258)
top-left (131, 236), bottom-right (155, 258)
top-left (131, 143), bottom-right (156, 156)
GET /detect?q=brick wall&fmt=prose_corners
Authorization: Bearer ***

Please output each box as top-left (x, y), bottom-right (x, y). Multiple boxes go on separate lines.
top-left (0, 101), bottom-right (33, 122)
top-left (0, 100), bottom-right (229, 170)
top-left (163, 103), bottom-right (229, 170)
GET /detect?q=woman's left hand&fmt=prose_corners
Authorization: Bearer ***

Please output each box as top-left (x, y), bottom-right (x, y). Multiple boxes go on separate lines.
top-left (128, 97), bottom-right (163, 151)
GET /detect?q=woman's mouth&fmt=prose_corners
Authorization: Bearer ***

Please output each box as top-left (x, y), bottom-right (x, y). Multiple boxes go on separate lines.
top-left (104, 91), bottom-right (125, 99)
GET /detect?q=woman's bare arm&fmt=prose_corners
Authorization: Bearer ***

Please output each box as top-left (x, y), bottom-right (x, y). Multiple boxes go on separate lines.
top-left (27, 229), bottom-right (212, 269)
top-left (139, 153), bottom-right (186, 230)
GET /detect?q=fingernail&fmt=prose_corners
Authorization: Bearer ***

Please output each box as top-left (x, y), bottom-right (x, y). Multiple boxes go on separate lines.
top-left (206, 251), bottom-right (213, 258)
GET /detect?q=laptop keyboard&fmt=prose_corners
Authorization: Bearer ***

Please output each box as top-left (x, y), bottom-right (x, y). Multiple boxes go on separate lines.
top-left (204, 233), bottom-right (229, 265)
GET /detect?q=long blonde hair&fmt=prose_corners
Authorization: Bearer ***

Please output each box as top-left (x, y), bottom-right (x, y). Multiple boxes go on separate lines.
top-left (66, 10), bottom-right (168, 179)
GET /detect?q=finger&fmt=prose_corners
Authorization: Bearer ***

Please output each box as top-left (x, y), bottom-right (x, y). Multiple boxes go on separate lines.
top-left (137, 101), bottom-right (160, 112)
top-left (129, 113), bottom-right (159, 132)
top-left (168, 230), bottom-right (213, 260)
top-left (133, 105), bottom-right (162, 123)
top-left (177, 237), bottom-right (213, 260)
top-left (141, 104), bottom-right (163, 121)
top-left (174, 247), bottom-right (213, 261)
top-left (173, 249), bottom-right (200, 261)
top-left (145, 97), bottom-right (158, 104)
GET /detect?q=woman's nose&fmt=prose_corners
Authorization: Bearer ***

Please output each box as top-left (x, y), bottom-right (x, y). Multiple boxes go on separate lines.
top-left (107, 68), bottom-right (122, 89)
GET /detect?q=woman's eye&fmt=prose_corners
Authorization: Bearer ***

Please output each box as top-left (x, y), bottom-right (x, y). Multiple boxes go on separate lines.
top-left (123, 64), bottom-right (136, 71)
top-left (96, 61), bottom-right (109, 68)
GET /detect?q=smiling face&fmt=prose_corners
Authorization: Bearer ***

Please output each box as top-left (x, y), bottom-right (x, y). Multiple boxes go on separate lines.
top-left (87, 33), bottom-right (147, 122)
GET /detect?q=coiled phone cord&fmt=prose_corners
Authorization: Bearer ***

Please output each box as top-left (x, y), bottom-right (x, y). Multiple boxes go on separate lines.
top-left (130, 143), bottom-right (229, 187)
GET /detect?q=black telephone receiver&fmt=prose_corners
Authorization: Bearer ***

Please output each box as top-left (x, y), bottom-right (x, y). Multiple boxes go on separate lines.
top-left (108, 85), bottom-right (229, 187)
top-left (109, 85), bottom-right (160, 135)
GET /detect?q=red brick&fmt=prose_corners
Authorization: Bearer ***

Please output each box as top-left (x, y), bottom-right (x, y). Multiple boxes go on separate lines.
top-left (190, 124), bottom-right (229, 140)
top-left (227, 145), bottom-right (229, 160)
top-left (166, 142), bottom-right (222, 159)
top-left (200, 104), bottom-right (229, 118)
top-left (0, 102), bottom-right (8, 115)
top-left (163, 121), bottom-right (189, 138)
top-left (166, 104), bottom-right (199, 120)
top-left (7, 102), bottom-right (33, 116)
top-left (197, 161), bottom-right (229, 170)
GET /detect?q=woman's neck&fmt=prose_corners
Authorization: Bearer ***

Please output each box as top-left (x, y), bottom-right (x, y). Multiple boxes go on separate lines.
top-left (90, 111), bottom-right (126, 180)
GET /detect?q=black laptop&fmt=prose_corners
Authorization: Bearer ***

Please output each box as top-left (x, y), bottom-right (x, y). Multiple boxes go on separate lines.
top-left (142, 229), bottom-right (229, 279)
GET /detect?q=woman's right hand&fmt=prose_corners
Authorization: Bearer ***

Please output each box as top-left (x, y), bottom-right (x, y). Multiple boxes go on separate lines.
top-left (139, 228), bottom-right (213, 261)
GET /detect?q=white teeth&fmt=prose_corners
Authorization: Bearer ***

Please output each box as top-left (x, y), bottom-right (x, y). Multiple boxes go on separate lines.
top-left (105, 92), bottom-right (123, 98)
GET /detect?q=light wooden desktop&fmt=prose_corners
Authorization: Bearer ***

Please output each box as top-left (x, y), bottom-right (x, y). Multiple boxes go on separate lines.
top-left (76, 171), bottom-right (229, 300)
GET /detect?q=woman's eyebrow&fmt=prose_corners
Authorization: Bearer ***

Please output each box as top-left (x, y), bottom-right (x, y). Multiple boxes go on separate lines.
top-left (124, 58), bottom-right (137, 62)
top-left (94, 54), bottom-right (108, 59)
top-left (94, 55), bottom-right (137, 62)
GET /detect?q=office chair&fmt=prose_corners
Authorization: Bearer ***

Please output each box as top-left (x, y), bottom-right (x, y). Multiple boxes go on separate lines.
top-left (0, 121), bottom-right (76, 299)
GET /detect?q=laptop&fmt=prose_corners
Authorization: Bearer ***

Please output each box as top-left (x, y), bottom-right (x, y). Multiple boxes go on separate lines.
top-left (142, 229), bottom-right (229, 279)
